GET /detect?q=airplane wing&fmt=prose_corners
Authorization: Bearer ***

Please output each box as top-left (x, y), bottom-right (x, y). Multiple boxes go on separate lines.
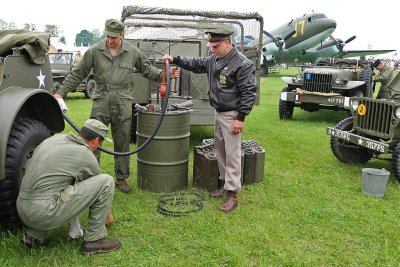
top-left (343, 49), bottom-right (396, 58)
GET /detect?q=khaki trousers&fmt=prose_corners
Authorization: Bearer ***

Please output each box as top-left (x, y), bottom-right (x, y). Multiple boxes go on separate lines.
top-left (214, 111), bottom-right (242, 193)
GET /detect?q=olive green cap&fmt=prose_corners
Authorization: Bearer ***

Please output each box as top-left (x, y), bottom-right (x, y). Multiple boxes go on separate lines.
top-left (83, 119), bottom-right (112, 142)
top-left (205, 28), bottom-right (234, 46)
top-left (104, 19), bottom-right (125, 37)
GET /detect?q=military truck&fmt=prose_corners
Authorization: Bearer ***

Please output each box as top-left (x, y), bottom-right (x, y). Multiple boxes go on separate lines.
top-left (279, 58), bottom-right (373, 120)
top-left (48, 51), bottom-right (96, 99)
top-left (120, 5), bottom-right (263, 140)
top-left (326, 72), bottom-right (400, 180)
top-left (0, 30), bottom-right (64, 226)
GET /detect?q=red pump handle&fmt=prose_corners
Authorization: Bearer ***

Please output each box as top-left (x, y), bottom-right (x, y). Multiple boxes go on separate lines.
top-left (159, 61), bottom-right (167, 97)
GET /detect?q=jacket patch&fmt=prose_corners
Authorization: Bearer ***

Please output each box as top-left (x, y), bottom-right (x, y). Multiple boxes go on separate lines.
top-left (219, 74), bottom-right (227, 85)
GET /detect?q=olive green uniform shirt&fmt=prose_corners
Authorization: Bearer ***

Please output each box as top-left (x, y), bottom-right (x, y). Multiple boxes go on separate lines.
top-left (56, 39), bottom-right (163, 180)
top-left (375, 61), bottom-right (395, 99)
top-left (57, 39), bottom-right (162, 98)
top-left (19, 133), bottom-right (99, 193)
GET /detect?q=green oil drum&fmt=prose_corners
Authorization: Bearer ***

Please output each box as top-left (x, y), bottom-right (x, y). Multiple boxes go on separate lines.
top-left (137, 110), bottom-right (190, 192)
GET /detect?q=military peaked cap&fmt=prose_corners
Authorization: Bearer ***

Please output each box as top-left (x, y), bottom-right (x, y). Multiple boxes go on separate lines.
top-left (205, 28), bottom-right (234, 47)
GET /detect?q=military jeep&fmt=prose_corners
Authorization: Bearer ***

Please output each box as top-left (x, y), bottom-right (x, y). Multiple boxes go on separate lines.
top-left (0, 30), bottom-right (64, 226)
top-left (48, 51), bottom-right (96, 99)
top-left (279, 58), bottom-right (373, 120)
top-left (120, 5), bottom-right (263, 140)
top-left (326, 72), bottom-right (400, 180)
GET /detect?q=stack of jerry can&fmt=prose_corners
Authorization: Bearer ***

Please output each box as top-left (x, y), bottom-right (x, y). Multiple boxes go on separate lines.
top-left (193, 139), bottom-right (265, 191)
top-left (242, 140), bottom-right (265, 184)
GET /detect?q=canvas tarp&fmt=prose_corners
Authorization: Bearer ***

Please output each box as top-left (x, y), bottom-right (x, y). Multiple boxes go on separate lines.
top-left (0, 29), bottom-right (51, 64)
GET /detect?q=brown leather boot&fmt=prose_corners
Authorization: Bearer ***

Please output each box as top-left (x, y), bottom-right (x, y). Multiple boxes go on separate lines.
top-left (81, 238), bottom-right (121, 255)
top-left (210, 188), bottom-right (227, 198)
top-left (116, 179), bottom-right (132, 193)
top-left (219, 191), bottom-right (238, 212)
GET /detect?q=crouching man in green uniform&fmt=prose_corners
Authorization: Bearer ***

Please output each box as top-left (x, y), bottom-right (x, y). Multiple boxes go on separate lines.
top-left (17, 119), bottom-right (120, 255)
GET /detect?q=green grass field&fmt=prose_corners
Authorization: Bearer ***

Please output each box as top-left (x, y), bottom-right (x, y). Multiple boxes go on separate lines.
top-left (1, 68), bottom-right (400, 266)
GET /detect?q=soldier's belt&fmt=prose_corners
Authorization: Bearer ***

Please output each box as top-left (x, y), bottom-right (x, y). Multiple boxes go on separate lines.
top-left (97, 83), bottom-right (129, 91)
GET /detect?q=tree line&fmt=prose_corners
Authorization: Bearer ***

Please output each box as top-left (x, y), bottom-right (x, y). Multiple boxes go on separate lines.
top-left (0, 19), bottom-right (103, 47)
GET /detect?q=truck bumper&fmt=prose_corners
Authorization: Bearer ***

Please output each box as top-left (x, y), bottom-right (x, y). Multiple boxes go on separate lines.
top-left (326, 127), bottom-right (389, 153)
top-left (280, 91), bottom-right (351, 108)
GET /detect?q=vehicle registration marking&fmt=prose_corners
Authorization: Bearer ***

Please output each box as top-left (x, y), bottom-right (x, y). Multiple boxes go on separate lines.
top-left (327, 97), bottom-right (344, 104)
top-left (365, 140), bottom-right (385, 153)
top-left (327, 128), bottom-right (350, 141)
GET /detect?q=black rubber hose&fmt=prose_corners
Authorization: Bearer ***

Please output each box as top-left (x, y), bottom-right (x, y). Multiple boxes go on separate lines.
top-left (63, 61), bottom-right (172, 156)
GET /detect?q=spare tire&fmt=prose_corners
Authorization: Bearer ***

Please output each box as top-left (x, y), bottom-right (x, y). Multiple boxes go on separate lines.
top-left (0, 118), bottom-right (51, 227)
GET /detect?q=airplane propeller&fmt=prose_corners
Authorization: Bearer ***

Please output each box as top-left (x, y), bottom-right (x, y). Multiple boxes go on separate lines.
top-left (263, 30), bottom-right (296, 64)
top-left (329, 35), bottom-right (356, 58)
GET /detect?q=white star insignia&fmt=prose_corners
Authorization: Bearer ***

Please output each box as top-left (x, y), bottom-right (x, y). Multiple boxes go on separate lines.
top-left (358, 138), bottom-right (363, 145)
top-left (36, 69), bottom-right (45, 88)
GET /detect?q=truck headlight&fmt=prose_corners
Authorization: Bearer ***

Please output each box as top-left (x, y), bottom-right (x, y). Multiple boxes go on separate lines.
top-left (335, 78), bottom-right (342, 85)
top-left (335, 78), bottom-right (348, 85)
top-left (395, 108), bottom-right (400, 119)
top-left (292, 75), bottom-right (302, 83)
top-left (352, 100), bottom-right (359, 111)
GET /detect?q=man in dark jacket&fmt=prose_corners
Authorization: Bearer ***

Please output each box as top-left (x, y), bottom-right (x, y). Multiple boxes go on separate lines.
top-left (163, 28), bottom-right (257, 212)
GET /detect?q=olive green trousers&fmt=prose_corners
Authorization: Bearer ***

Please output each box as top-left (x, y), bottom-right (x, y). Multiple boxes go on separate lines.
top-left (17, 174), bottom-right (114, 242)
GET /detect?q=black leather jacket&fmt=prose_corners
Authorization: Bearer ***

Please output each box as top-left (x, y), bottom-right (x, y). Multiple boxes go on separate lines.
top-left (173, 47), bottom-right (256, 121)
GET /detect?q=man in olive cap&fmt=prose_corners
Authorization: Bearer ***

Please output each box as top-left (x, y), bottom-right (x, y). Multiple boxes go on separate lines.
top-left (17, 119), bottom-right (120, 255)
top-left (163, 28), bottom-right (257, 212)
top-left (373, 59), bottom-right (395, 99)
top-left (54, 19), bottom-right (178, 193)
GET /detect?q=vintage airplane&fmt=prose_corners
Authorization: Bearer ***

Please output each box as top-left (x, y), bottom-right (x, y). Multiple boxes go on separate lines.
top-left (261, 12), bottom-right (395, 75)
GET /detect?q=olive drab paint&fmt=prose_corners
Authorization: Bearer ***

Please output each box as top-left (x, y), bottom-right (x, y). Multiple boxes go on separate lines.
top-left (0, 30), bottom-right (64, 226)
top-left (136, 110), bottom-right (190, 192)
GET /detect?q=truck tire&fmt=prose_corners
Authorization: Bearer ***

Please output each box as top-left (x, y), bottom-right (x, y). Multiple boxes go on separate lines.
top-left (0, 118), bottom-right (51, 226)
top-left (359, 68), bottom-right (373, 97)
top-left (391, 143), bottom-right (400, 181)
top-left (279, 87), bottom-right (294, 120)
top-left (260, 64), bottom-right (268, 76)
top-left (330, 117), bottom-right (372, 164)
top-left (84, 79), bottom-right (96, 99)
top-left (350, 90), bottom-right (363, 98)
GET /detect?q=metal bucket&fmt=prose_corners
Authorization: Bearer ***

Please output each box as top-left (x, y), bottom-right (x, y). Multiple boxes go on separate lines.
top-left (361, 168), bottom-right (390, 198)
top-left (137, 110), bottom-right (190, 192)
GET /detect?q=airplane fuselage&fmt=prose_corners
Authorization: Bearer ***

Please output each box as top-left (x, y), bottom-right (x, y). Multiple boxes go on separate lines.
top-left (262, 13), bottom-right (337, 64)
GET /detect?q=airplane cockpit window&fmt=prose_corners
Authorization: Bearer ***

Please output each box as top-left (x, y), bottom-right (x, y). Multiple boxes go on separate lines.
top-left (309, 14), bottom-right (327, 22)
